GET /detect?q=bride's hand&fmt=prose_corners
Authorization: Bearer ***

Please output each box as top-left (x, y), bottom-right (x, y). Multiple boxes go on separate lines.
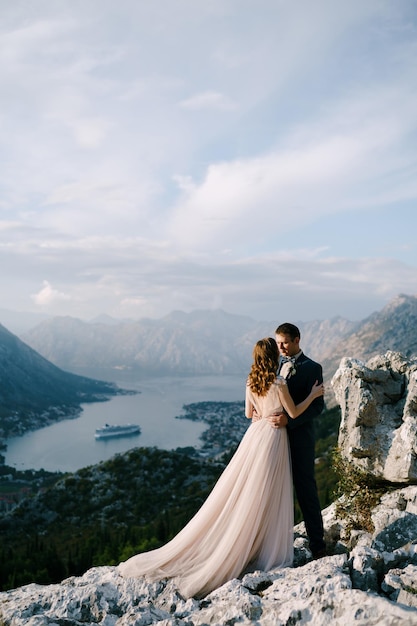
top-left (311, 380), bottom-right (324, 398)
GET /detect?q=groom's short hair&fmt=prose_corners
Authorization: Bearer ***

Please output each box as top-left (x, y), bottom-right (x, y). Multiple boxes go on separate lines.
top-left (275, 323), bottom-right (300, 340)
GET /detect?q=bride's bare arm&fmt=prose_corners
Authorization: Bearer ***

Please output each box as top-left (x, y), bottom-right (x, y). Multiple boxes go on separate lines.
top-left (278, 380), bottom-right (324, 419)
top-left (245, 386), bottom-right (257, 419)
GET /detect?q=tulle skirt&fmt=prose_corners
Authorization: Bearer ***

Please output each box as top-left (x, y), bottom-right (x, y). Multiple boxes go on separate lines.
top-left (118, 418), bottom-right (293, 598)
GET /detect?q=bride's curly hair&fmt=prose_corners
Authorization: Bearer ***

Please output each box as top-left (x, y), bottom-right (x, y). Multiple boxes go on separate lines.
top-left (247, 337), bottom-right (279, 396)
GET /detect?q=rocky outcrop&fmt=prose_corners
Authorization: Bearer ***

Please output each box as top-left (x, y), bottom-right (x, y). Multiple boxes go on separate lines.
top-left (332, 351), bottom-right (417, 483)
top-left (1, 546), bottom-right (416, 624)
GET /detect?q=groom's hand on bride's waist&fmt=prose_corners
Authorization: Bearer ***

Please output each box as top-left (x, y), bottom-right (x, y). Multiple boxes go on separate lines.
top-left (266, 412), bottom-right (288, 428)
top-left (252, 411), bottom-right (288, 428)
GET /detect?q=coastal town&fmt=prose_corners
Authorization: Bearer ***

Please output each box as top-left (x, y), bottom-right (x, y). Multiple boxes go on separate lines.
top-left (176, 400), bottom-right (247, 458)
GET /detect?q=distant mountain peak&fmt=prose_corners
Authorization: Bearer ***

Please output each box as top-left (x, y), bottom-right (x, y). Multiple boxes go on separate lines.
top-left (89, 314), bottom-right (129, 325)
top-left (7, 294), bottom-right (415, 387)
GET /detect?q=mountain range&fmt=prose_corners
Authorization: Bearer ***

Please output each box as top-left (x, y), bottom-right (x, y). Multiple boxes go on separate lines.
top-left (19, 309), bottom-right (355, 377)
top-left (320, 292), bottom-right (417, 382)
top-left (17, 293), bottom-right (417, 381)
top-left (0, 293), bottom-right (416, 440)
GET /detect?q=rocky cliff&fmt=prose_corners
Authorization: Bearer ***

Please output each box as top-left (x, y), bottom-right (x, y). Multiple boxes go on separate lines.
top-left (1, 352), bottom-right (417, 625)
top-left (332, 350), bottom-right (417, 483)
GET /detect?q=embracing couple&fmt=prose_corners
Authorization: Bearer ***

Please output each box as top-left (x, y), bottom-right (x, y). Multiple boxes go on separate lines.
top-left (265, 322), bottom-right (326, 560)
top-left (118, 322), bottom-right (326, 598)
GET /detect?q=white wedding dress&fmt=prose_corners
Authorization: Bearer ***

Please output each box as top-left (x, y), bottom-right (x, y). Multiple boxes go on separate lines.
top-left (118, 377), bottom-right (293, 598)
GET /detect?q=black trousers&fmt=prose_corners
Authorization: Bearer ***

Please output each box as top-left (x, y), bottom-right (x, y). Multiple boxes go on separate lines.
top-left (288, 427), bottom-right (325, 555)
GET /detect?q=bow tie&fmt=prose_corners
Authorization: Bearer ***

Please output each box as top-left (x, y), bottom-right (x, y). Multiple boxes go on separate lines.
top-left (281, 356), bottom-right (296, 364)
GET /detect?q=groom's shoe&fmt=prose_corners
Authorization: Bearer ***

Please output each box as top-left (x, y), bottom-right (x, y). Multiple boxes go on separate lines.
top-left (312, 548), bottom-right (327, 560)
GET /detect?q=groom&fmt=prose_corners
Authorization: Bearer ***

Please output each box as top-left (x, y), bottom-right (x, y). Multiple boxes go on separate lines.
top-left (272, 322), bottom-right (326, 559)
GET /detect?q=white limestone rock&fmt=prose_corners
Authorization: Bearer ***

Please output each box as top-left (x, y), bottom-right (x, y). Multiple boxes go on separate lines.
top-left (1, 556), bottom-right (417, 626)
top-left (382, 563), bottom-right (417, 604)
top-left (331, 351), bottom-right (417, 482)
top-left (349, 546), bottom-right (384, 592)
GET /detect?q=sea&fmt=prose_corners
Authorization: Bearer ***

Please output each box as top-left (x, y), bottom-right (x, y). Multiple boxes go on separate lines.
top-left (4, 372), bottom-right (244, 473)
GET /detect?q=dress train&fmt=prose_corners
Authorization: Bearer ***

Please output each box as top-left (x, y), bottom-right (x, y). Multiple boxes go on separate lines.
top-left (118, 416), bottom-right (293, 599)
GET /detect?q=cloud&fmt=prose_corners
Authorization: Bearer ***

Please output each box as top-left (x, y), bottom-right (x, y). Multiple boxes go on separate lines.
top-left (31, 280), bottom-right (71, 308)
top-left (167, 71), bottom-right (417, 253)
top-left (1, 220), bottom-right (416, 321)
top-left (0, 1), bottom-right (416, 323)
top-left (179, 91), bottom-right (236, 111)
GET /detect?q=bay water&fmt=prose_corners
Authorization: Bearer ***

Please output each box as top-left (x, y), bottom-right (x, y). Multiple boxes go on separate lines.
top-left (4, 374), bottom-right (244, 473)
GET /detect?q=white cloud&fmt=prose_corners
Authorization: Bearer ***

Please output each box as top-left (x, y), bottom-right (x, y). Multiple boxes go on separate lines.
top-left (167, 70), bottom-right (417, 253)
top-left (179, 91), bottom-right (236, 111)
top-left (31, 280), bottom-right (71, 308)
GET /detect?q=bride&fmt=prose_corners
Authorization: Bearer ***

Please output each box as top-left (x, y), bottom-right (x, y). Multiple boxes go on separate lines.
top-left (118, 337), bottom-right (324, 598)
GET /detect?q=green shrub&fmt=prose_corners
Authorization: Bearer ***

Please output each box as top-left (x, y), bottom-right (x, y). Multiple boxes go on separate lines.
top-left (331, 448), bottom-right (385, 537)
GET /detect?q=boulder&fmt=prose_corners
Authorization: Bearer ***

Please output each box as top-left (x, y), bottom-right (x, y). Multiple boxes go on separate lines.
top-left (331, 351), bottom-right (417, 483)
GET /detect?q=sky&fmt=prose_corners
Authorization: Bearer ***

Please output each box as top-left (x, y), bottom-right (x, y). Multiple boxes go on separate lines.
top-left (1, 0), bottom-right (417, 324)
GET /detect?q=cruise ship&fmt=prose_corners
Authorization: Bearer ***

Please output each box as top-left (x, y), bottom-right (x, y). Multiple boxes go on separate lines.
top-left (94, 423), bottom-right (141, 439)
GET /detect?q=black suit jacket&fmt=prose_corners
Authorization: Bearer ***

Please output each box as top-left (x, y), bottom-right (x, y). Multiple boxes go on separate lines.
top-left (280, 352), bottom-right (324, 432)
